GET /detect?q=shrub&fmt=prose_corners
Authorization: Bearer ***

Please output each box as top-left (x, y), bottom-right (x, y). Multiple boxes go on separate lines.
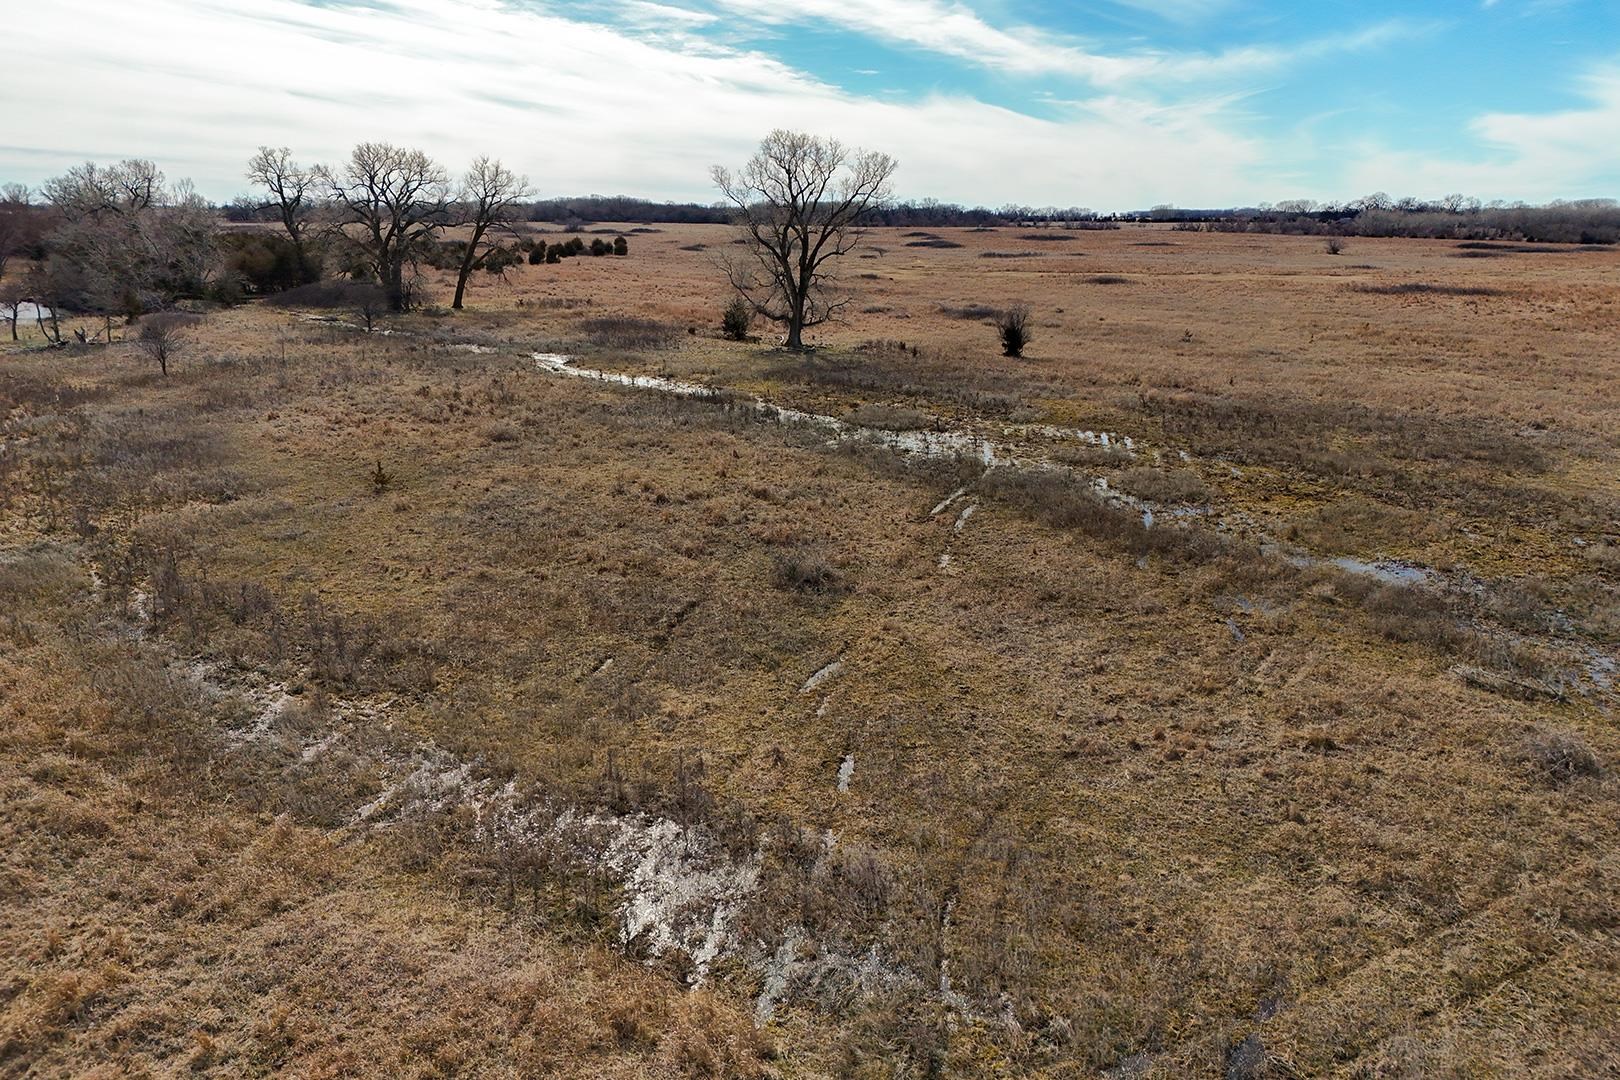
top-left (997, 304), bottom-right (1032, 358)
top-left (769, 549), bottom-right (843, 593)
top-left (1353, 283), bottom-right (1501, 297)
top-left (721, 298), bottom-right (753, 341)
top-left (218, 231), bottom-right (322, 295)
top-left (939, 303), bottom-right (1000, 320)
top-left (348, 283), bottom-right (389, 331)
top-left (843, 403), bottom-right (934, 431)
top-left (1115, 466), bottom-right (1211, 505)
top-left (135, 313), bottom-right (199, 377)
top-left (1521, 730), bottom-right (1603, 784)
top-left (527, 247), bottom-right (545, 265)
top-left (580, 316), bottom-right (681, 351)
top-left (482, 246), bottom-right (522, 277)
top-left (589, 238), bottom-right (609, 257)
top-left (613, 236), bottom-right (628, 256)
top-left (1325, 237), bottom-right (1345, 255)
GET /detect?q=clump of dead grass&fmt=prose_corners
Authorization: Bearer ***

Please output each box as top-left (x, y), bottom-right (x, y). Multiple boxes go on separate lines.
top-left (1114, 466), bottom-right (1211, 505)
top-left (769, 548), bottom-right (846, 594)
top-left (1519, 729), bottom-right (1603, 784)
top-left (842, 403), bottom-right (935, 431)
top-left (579, 316), bottom-right (682, 351)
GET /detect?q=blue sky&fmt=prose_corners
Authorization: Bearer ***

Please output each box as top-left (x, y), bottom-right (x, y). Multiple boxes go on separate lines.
top-left (1, 0), bottom-right (1616, 208)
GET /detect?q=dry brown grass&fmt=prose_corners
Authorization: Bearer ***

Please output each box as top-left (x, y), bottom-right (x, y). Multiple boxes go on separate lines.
top-left (1, 226), bottom-right (1617, 1076)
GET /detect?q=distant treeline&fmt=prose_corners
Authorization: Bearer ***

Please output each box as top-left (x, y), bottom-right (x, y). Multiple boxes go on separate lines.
top-left (520, 198), bottom-right (1121, 228)
top-left (1123, 197), bottom-right (1620, 245)
top-left (218, 190), bottom-right (1619, 243)
top-left (517, 196), bottom-right (1109, 228)
top-left (227, 194), bottom-right (1099, 229)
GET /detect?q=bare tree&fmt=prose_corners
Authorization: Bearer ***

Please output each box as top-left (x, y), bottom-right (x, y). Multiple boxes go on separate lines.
top-left (23, 264), bottom-right (62, 345)
top-left (0, 281), bottom-right (23, 342)
top-left (39, 160), bottom-right (217, 316)
top-left (246, 146), bottom-right (318, 280)
top-left (349, 282), bottom-right (388, 332)
top-left (451, 157), bottom-right (533, 310)
top-left (43, 160), bottom-right (162, 219)
top-left (136, 313), bottom-right (193, 376)
top-left (319, 143), bottom-right (450, 312)
top-left (711, 130), bottom-right (896, 350)
top-left (0, 184), bottom-right (32, 286)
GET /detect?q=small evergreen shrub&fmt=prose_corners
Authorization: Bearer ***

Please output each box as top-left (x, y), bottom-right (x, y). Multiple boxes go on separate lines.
top-left (997, 304), bottom-right (1032, 358)
top-left (722, 297), bottom-right (753, 341)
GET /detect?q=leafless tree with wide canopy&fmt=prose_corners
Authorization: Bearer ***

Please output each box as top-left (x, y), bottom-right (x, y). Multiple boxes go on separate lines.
top-left (319, 143), bottom-right (451, 312)
top-left (712, 130), bottom-right (896, 350)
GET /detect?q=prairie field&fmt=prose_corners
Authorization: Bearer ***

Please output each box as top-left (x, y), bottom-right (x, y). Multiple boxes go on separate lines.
top-left (2, 225), bottom-right (1618, 1077)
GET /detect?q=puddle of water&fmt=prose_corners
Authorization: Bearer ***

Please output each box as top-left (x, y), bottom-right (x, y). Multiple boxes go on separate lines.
top-left (1265, 545), bottom-right (1434, 587)
top-left (4, 302), bottom-right (54, 322)
top-left (836, 754), bottom-right (855, 793)
top-left (533, 353), bottom-right (1005, 467)
top-left (297, 313), bottom-right (398, 335)
top-left (1326, 555), bottom-right (1432, 586)
top-left (801, 658), bottom-right (844, 694)
top-left (930, 486), bottom-right (970, 517)
top-left (1585, 649), bottom-right (1616, 691)
top-left (755, 928), bottom-right (806, 1024)
top-left (576, 810), bottom-right (760, 979)
top-left (1013, 424), bottom-right (1136, 453)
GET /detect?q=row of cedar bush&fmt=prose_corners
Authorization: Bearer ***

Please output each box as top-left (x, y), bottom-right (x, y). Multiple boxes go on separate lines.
top-left (219, 229), bottom-right (629, 301)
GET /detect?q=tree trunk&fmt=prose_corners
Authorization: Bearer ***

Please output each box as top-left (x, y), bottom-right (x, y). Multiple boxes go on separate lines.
top-left (6, 313), bottom-right (15, 342)
top-left (452, 226), bottom-right (486, 311)
top-left (285, 219), bottom-right (311, 284)
top-left (785, 288), bottom-right (807, 349)
top-left (385, 262), bottom-right (407, 312)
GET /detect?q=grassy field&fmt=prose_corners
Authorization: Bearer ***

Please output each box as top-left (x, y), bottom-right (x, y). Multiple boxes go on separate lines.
top-left (2, 225), bottom-right (1617, 1077)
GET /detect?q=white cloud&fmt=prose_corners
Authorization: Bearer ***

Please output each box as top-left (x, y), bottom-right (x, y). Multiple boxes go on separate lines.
top-left (1337, 61), bottom-right (1620, 201)
top-left (0, 0), bottom-right (1605, 208)
top-left (0, 0), bottom-right (1277, 208)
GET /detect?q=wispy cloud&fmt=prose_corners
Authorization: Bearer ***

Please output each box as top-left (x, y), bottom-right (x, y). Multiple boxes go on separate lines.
top-left (704, 0), bottom-right (1428, 85)
top-left (1105, 0), bottom-right (1236, 22)
top-left (617, 0), bottom-right (717, 31)
top-left (1340, 60), bottom-right (1620, 200)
